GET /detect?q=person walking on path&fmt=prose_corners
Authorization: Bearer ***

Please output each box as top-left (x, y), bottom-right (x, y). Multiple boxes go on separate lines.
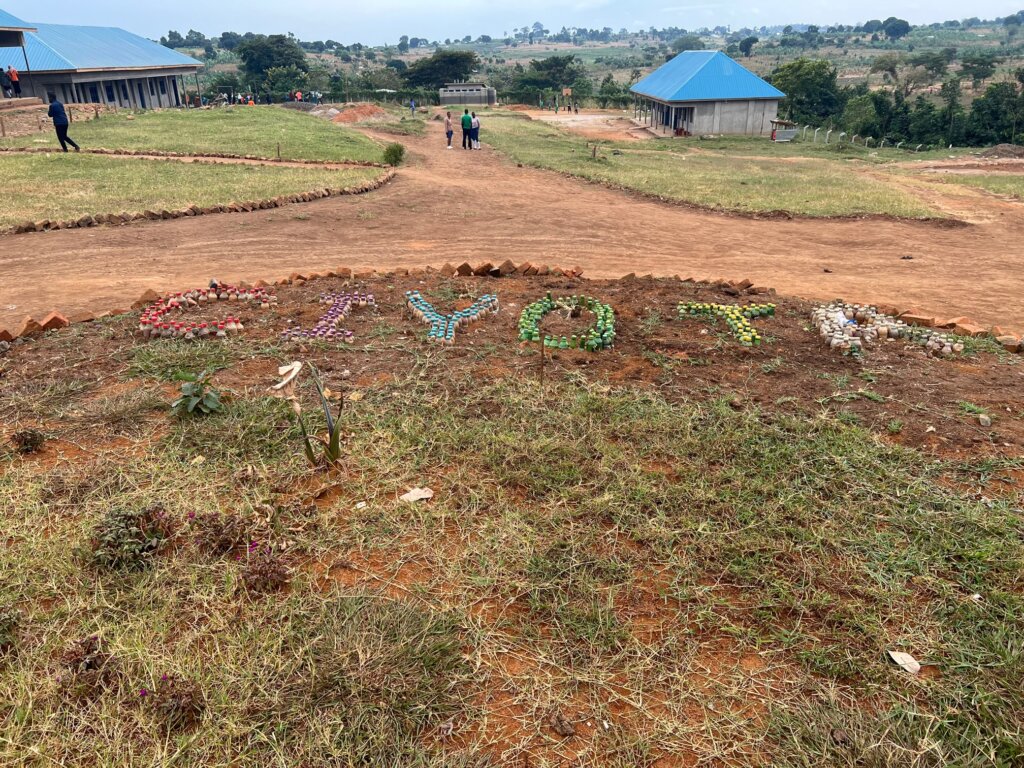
top-left (470, 112), bottom-right (481, 150)
top-left (444, 111), bottom-right (454, 149)
top-left (410, 99), bottom-right (416, 115)
top-left (48, 96), bottom-right (80, 152)
top-left (461, 109), bottom-right (472, 150)
top-left (7, 66), bottom-right (21, 97)
top-left (0, 68), bottom-right (11, 98)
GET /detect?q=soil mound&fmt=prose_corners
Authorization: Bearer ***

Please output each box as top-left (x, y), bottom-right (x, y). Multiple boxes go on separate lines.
top-left (980, 143), bottom-right (1024, 159)
top-left (332, 104), bottom-right (389, 124)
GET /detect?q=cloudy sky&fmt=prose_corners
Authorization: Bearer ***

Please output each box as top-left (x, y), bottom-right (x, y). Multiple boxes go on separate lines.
top-left (7, 0), bottom-right (1021, 44)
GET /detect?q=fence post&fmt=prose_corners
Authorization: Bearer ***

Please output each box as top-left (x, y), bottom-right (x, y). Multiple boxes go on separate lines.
top-left (803, 125), bottom-right (810, 140)
top-left (880, 138), bottom-right (887, 148)
top-left (852, 134), bottom-right (859, 145)
top-left (825, 129), bottom-right (833, 144)
top-left (896, 141), bottom-right (903, 150)
top-left (915, 144), bottom-right (923, 152)
top-left (814, 127), bottom-right (821, 143)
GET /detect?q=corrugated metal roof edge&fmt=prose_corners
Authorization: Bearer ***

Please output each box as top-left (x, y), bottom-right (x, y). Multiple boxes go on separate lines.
top-left (629, 50), bottom-right (784, 102)
top-left (629, 94), bottom-right (783, 103)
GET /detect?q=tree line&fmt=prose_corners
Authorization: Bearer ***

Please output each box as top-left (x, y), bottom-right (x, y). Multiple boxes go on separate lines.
top-left (771, 57), bottom-right (1024, 146)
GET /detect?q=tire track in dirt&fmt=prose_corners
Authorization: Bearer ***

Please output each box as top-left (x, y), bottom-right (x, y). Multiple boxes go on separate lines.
top-left (1, 125), bottom-right (1023, 331)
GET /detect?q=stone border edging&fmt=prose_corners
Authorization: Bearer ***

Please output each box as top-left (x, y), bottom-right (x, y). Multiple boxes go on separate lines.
top-left (1, 262), bottom-right (1020, 357)
top-left (0, 167), bottom-right (396, 236)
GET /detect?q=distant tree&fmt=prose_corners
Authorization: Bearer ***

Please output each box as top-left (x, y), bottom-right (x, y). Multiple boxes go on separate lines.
top-left (398, 36), bottom-right (410, 54)
top-left (219, 31), bottom-right (243, 51)
top-left (237, 35), bottom-right (308, 82)
top-left (738, 36), bottom-right (759, 57)
top-left (769, 58), bottom-right (844, 123)
top-left (960, 51), bottom-right (1002, 88)
top-left (183, 29), bottom-right (208, 47)
top-left (862, 20), bottom-right (883, 34)
top-left (409, 37), bottom-right (423, 48)
top-left (264, 65), bottom-right (307, 100)
top-left (203, 43), bottom-right (216, 59)
top-left (160, 30), bottom-right (185, 48)
top-left (479, 35), bottom-right (492, 43)
top-left (386, 59), bottom-right (407, 72)
top-left (939, 77), bottom-right (966, 145)
top-left (517, 55), bottom-right (587, 91)
top-left (882, 17), bottom-right (911, 41)
top-left (966, 81), bottom-right (1023, 144)
top-left (596, 73), bottom-right (628, 107)
top-left (403, 50), bottom-right (479, 89)
top-left (671, 35), bottom-right (704, 53)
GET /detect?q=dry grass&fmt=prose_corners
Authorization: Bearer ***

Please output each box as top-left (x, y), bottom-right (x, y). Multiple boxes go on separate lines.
top-left (483, 114), bottom-right (943, 218)
top-left (0, 153), bottom-right (381, 226)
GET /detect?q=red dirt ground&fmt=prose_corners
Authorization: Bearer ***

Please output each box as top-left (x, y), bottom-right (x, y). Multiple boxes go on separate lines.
top-left (2, 122), bottom-right (1023, 334)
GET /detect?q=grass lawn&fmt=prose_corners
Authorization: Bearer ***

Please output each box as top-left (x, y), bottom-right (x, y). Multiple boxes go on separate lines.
top-left (0, 107), bottom-right (383, 164)
top-left (933, 173), bottom-right (1024, 200)
top-left (0, 153), bottom-right (381, 226)
top-left (1, 274), bottom-right (1022, 765)
top-left (482, 114), bottom-right (943, 218)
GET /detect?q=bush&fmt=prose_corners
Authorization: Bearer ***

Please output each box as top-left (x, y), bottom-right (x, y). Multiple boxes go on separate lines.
top-left (241, 545), bottom-right (290, 593)
top-left (383, 142), bottom-right (406, 166)
top-left (189, 511), bottom-right (249, 556)
top-left (171, 371), bottom-right (224, 418)
top-left (144, 674), bottom-right (204, 734)
top-left (59, 635), bottom-right (119, 700)
top-left (89, 505), bottom-right (173, 571)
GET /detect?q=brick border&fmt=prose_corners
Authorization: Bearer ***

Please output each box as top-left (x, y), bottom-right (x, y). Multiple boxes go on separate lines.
top-left (0, 167), bottom-right (396, 236)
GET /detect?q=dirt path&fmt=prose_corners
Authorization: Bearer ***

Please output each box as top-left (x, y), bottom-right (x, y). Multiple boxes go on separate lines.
top-left (2, 126), bottom-right (1024, 332)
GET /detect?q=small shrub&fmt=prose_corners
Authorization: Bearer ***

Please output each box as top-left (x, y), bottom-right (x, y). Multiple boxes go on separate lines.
top-left (241, 544), bottom-right (290, 593)
top-left (383, 142), bottom-right (406, 166)
top-left (59, 635), bottom-right (118, 700)
top-left (89, 505), bottom-right (173, 571)
top-left (143, 674), bottom-right (204, 734)
top-left (10, 429), bottom-right (46, 454)
top-left (171, 371), bottom-right (224, 418)
top-left (189, 511), bottom-right (248, 556)
top-left (0, 607), bottom-right (18, 655)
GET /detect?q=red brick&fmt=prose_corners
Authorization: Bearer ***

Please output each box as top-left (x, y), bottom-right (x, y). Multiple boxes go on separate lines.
top-left (16, 316), bottom-right (43, 338)
top-left (954, 322), bottom-right (987, 338)
top-left (0, 328), bottom-right (13, 343)
top-left (900, 313), bottom-right (935, 327)
top-left (39, 311), bottom-right (70, 331)
top-left (456, 262), bottom-right (474, 277)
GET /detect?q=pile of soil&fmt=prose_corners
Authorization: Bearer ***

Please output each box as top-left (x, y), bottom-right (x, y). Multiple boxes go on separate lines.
top-left (980, 143), bottom-right (1024, 159)
top-left (331, 104), bottom-right (388, 124)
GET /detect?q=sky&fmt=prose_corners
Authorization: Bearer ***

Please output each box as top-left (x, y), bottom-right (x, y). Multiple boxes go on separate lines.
top-left (6, 0), bottom-right (1022, 45)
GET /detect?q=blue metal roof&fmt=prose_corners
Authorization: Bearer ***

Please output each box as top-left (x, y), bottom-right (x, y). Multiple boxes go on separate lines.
top-left (0, 8), bottom-right (33, 30)
top-left (0, 21), bottom-right (200, 72)
top-left (630, 51), bottom-right (784, 103)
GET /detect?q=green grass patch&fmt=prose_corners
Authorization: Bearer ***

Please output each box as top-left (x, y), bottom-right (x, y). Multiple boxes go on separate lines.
top-left (1, 107), bottom-right (382, 163)
top-left (0, 153), bottom-right (380, 227)
top-left (934, 172), bottom-right (1024, 200)
top-left (483, 113), bottom-right (942, 218)
top-left (1, 373), bottom-right (1021, 765)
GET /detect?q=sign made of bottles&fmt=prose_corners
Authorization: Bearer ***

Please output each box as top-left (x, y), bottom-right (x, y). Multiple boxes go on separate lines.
top-left (519, 293), bottom-right (616, 351)
top-left (405, 290), bottom-right (499, 345)
top-left (811, 301), bottom-right (964, 357)
top-left (281, 291), bottom-right (375, 343)
top-left (138, 283), bottom-right (276, 341)
top-left (677, 301), bottom-right (775, 347)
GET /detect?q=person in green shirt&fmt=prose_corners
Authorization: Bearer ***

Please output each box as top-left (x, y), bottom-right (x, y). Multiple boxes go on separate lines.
top-left (461, 109), bottom-right (472, 150)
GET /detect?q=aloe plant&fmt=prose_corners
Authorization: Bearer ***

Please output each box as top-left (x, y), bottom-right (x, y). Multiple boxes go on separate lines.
top-left (294, 364), bottom-right (344, 467)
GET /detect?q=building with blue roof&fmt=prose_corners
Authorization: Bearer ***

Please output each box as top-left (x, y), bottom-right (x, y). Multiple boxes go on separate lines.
top-left (629, 51), bottom-right (784, 136)
top-left (0, 9), bottom-right (200, 109)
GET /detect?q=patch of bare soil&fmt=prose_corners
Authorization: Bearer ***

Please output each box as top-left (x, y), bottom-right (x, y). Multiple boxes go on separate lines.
top-left (980, 143), bottom-right (1024, 159)
top-left (3, 125), bottom-right (1024, 336)
top-left (331, 103), bottom-right (389, 124)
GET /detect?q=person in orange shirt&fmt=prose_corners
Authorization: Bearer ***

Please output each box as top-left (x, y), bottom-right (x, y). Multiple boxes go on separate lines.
top-left (295, 90), bottom-right (303, 102)
top-left (7, 66), bottom-right (20, 97)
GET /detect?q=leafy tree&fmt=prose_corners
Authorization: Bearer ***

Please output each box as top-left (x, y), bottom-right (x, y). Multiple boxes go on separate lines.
top-left (264, 66), bottom-right (307, 100)
top-left (403, 50), bottom-right (479, 89)
top-left (386, 59), bottom-right (408, 72)
top-left (160, 30), bottom-right (185, 49)
top-left (842, 93), bottom-right (881, 135)
top-left (596, 74), bottom-right (628, 107)
top-left (398, 36), bottom-right (410, 54)
top-left (882, 17), bottom-right (911, 40)
top-left (219, 31), bottom-right (243, 51)
top-left (769, 58), bottom-right (844, 123)
top-left (671, 35), bottom-right (704, 52)
top-left (738, 36), bottom-right (759, 57)
top-left (237, 35), bottom-right (308, 82)
top-left (516, 55), bottom-right (587, 91)
top-left (183, 29), bottom-right (208, 47)
top-left (939, 77), bottom-right (966, 145)
top-left (966, 81), bottom-right (1024, 145)
top-left (960, 52), bottom-right (1002, 88)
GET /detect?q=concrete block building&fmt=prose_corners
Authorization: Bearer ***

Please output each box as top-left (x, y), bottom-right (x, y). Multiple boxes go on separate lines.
top-left (630, 51), bottom-right (783, 136)
top-left (0, 10), bottom-right (200, 109)
top-left (439, 81), bottom-right (496, 107)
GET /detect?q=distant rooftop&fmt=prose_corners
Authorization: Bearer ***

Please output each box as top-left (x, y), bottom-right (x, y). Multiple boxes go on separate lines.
top-left (630, 51), bottom-right (784, 103)
top-left (0, 20), bottom-right (200, 72)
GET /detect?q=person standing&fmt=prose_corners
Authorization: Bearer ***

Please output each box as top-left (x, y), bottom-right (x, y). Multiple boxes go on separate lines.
top-left (48, 96), bottom-right (80, 153)
top-left (0, 68), bottom-right (11, 98)
top-left (410, 98), bottom-right (416, 115)
top-left (461, 108), bottom-right (472, 150)
top-left (470, 112), bottom-right (481, 150)
top-left (7, 65), bottom-right (21, 97)
top-left (444, 111), bottom-right (454, 149)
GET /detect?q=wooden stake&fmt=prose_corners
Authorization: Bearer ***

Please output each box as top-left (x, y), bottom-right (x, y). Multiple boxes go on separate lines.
top-left (539, 337), bottom-right (545, 390)
top-left (277, 142), bottom-right (281, 160)
top-left (0, 115), bottom-right (5, 138)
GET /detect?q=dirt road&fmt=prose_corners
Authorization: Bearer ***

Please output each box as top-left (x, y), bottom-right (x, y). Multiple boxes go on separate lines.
top-left (2, 125), bottom-right (1023, 331)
